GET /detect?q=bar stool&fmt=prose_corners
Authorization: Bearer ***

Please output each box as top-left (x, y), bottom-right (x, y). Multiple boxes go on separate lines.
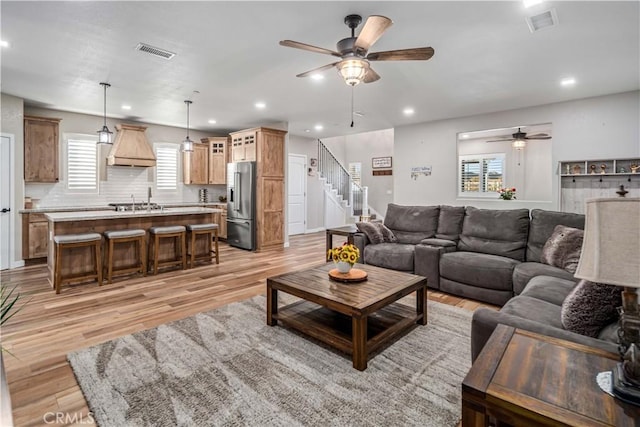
top-left (186, 223), bottom-right (220, 268)
top-left (148, 225), bottom-right (187, 274)
top-left (103, 229), bottom-right (147, 284)
top-left (53, 233), bottom-right (102, 294)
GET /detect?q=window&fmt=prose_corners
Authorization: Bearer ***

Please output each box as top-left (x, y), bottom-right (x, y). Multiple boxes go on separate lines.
top-left (67, 135), bottom-right (98, 192)
top-left (459, 153), bottom-right (505, 197)
top-left (155, 144), bottom-right (178, 191)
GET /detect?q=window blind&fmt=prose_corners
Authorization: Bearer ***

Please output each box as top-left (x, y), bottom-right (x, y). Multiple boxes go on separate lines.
top-left (349, 162), bottom-right (362, 186)
top-left (67, 138), bottom-right (97, 190)
top-left (459, 154), bottom-right (504, 196)
top-left (156, 146), bottom-right (178, 190)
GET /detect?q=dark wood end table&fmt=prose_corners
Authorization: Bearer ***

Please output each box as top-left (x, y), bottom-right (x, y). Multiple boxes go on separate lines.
top-left (462, 325), bottom-right (640, 426)
top-left (266, 263), bottom-right (427, 371)
top-left (325, 225), bottom-right (359, 261)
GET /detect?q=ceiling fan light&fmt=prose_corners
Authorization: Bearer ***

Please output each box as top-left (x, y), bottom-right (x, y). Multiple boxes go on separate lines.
top-left (337, 59), bottom-right (369, 86)
top-left (512, 139), bottom-right (527, 150)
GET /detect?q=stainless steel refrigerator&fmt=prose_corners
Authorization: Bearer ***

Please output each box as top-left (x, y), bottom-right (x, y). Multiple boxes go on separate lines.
top-left (226, 161), bottom-right (256, 250)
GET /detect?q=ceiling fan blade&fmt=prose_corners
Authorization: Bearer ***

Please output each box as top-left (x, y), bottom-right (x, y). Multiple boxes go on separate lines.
top-left (363, 68), bottom-right (381, 84)
top-left (524, 133), bottom-right (552, 139)
top-left (295, 62), bottom-right (340, 78)
top-left (279, 40), bottom-right (342, 57)
top-left (367, 47), bottom-right (435, 61)
top-left (354, 15), bottom-right (393, 53)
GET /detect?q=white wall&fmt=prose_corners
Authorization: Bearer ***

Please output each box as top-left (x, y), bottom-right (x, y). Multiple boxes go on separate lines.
top-left (394, 91), bottom-right (640, 210)
top-left (1, 94), bottom-right (25, 267)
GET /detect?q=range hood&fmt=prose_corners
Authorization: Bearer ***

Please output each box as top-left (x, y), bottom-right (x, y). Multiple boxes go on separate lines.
top-left (106, 124), bottom-right (156, 167)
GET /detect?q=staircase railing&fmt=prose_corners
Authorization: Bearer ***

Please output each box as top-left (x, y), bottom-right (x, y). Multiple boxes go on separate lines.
top-left (317, 139), bottom-right (365, 217)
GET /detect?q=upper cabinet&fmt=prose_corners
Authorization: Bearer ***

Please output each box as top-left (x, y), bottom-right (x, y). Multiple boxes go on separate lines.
top-left (183, 137), bottom-right (229, 185)
top-left (230, 130), bottom-right (256, 162)
top-left (24, 115), bottom-right (61, 182)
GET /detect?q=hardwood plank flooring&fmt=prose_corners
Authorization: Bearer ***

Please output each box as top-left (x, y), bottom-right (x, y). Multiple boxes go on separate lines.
top-left (1, 232), bottom-right (497, 426)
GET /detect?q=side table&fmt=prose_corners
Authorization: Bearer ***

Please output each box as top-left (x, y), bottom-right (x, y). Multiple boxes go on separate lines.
top-left (325, 225), bottom-right (359, 261)
top-left (462, 325), bottom-right (640, 426)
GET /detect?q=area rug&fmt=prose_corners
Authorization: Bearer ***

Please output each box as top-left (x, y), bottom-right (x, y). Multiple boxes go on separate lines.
top-left (68, 296), bottom-right (472, 426)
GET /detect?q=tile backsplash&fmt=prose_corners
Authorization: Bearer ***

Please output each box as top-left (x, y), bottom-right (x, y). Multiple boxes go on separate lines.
top-left (25, 167), bottom-right (225, 208)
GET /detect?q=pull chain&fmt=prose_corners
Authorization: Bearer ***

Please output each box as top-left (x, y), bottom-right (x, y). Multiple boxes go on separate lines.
top-left (350, 86), bottom-right (355, 128)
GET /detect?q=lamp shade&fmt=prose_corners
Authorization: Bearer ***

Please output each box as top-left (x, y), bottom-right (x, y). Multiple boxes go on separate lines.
top-left (337, 59), bottom-right (369, 86)
top-left (512, 139), bottom-right (526, 150)
top-left (574, 198), bottom-right (640, 287)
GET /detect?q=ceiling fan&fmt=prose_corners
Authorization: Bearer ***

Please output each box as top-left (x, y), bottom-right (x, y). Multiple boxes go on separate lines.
top-left (486, 127), bottom-right (552, 149)
top-left (280, 14), bottom-right (435, 86)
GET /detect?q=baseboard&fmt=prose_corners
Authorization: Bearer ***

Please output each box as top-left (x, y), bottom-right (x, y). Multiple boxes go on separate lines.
top-left (305, 227), bottom-right (325, 234)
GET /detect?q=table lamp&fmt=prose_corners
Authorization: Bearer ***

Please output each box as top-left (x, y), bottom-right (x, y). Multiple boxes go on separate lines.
top-left (574, 197), bottom-right (640, 405)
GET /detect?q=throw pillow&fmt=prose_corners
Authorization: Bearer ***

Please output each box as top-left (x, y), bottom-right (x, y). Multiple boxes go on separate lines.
top-left (561, 280), bottom-right (622, 337)
top-left (356, 222), bottom-right (397, 245)
top-left (540, 225), bottom-right (584, 273)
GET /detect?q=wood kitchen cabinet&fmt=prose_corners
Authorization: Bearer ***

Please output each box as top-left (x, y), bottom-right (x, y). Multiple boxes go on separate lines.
top-left (24, 115), bottom-right (61, 182)
top-left (22, 213), bottom-right (49, 259)
top-left (183, 138), bottom-right (229, 185)
top-left (183, 143), bottom-right (209, 184)
top-left (229, 130), bottom-right (257, 162)
top-left (219, 205), bottom-right (227, 239)
top-left (204, 137), bottom-right (229, 185)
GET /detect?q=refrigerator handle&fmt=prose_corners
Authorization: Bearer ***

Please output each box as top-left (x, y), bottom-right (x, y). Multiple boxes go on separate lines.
top-left (234, 172), bottom-right (240, 212)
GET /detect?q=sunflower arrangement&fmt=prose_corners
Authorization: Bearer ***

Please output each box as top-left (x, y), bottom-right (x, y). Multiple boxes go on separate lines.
top-left (327, 243), bottom-right (360, 266)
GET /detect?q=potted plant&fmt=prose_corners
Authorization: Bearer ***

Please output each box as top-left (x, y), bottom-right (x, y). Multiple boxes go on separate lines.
top-left (498, 187), bottom-right (517, 200)
top-left (327, 243), bottom-right (360, 273)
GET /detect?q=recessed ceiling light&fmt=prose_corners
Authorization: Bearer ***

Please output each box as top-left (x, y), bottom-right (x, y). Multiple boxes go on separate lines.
top-left (403, 107), bottom-right (415, 116)
top-left (208, 119), bottom-right (217, 124)
top-left (461, 134), bottom-right (470, 139)
top-left (121, 105), bottom-right (132, 110)
top-left (523, 0), bottom-right (543, 8)
top-left (314, 124), bottom-right (323, 131)
top-left (304, 129), bottom-right (311, 133)
top-left (561, 77), bottom-right (576, 86)
top-left (310, 73), bottom-right (325, 81)
top-left (255, 102), bottom-right (266, 109)
top-left (0, 40), bottom-right (9, 48)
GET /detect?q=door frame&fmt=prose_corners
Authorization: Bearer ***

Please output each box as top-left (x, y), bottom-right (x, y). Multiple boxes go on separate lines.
top-left (287, 153), bottom-right (307, 236)
top-left (1, 133), bottom-right (19, 269)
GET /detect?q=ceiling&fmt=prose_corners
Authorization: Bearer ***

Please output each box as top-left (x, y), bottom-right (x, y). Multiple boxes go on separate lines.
top-left (1, 1), bottom-right (638, 139)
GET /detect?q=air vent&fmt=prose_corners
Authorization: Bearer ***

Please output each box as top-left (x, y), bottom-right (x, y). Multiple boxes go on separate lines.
top-left (526, 8), bottom-right (558, 33)
top-left (135, 43), bottom-right (176, 60)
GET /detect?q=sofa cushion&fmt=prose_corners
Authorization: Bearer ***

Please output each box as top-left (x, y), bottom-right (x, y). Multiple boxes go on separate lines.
top-left (363, 243), bottom-right (415, 271)
top-left (440, 252), bottom-right (519, 291)
top-left (384, 204), bottom-right (439, 244)
top-left (512, 262), bottom-right (577, 295)
top-left (501, 296), bottom-right (564, 329)
top-left (355, 221), bottom-right (397, 245)
top-left (540, 225), bottom-right (584, 273)
top-left (526, 209), bottom-right (585, 262)
top-left (519, 275), bottom-right (577, 306)
top-left (561, 280), bottom-right (622, 337)
top-left (435, 205), bottom-right (465, 241)
top-left (458, 207), bottom-right (530, 261)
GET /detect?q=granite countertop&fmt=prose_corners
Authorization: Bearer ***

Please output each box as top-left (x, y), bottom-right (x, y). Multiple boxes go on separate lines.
top-left (20, 202), bottom-right (226, 214)
top-left (45, 207), bottom-right (221, 222)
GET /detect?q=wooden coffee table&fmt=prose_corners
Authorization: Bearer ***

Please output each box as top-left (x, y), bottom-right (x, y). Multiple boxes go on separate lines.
top-left (266, 263), bottom-right (427, 371)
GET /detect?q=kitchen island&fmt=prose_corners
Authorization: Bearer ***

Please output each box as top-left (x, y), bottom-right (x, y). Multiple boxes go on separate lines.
top-left (45, 207), bottom-right (221, 288)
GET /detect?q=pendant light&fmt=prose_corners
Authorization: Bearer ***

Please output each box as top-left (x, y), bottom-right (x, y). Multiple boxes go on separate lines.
top-left (181, 100), bottom-right (194, 152)
top-left (97, 82), bottom-right (113, 144)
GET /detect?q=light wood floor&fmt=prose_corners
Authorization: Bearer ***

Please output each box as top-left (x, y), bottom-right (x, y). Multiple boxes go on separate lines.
top-left (1, 232), bottom-right (496, 426)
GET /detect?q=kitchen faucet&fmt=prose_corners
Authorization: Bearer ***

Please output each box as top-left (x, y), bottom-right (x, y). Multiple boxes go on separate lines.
top-left (131, 194), bottom-right (135, 213)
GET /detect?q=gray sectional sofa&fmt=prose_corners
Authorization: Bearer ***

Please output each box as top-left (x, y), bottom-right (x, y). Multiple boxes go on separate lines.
top-left (353, 203), bottom-right (619, 358)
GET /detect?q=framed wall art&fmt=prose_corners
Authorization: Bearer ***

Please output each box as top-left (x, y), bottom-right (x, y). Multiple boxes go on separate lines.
top-left (372, 156), bottom-right (392, 169)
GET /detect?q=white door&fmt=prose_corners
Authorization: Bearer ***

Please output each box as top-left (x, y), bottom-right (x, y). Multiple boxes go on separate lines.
top-left (288, 154), bottom-right (306, 235)
top-left (0, 136), bottom-right (12, 270)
